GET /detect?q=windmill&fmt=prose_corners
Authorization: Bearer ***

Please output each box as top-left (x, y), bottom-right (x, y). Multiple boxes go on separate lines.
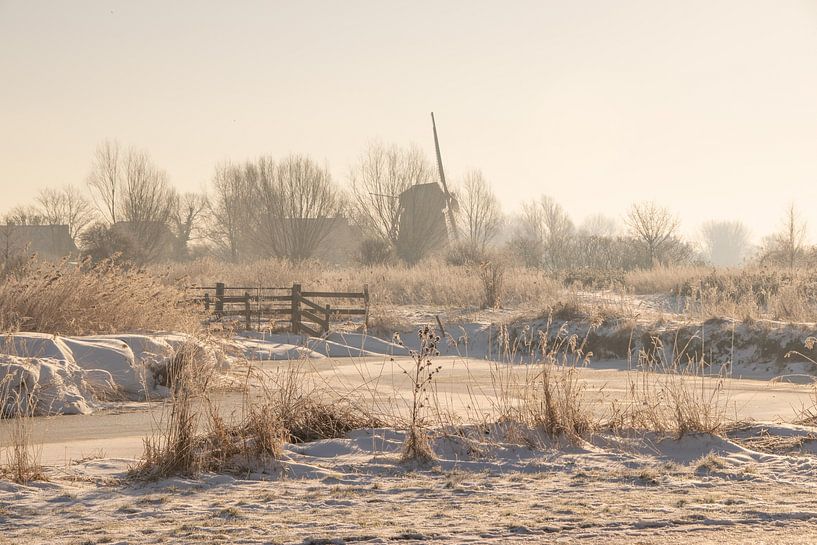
top-left (431, 112), bottom-right (459, 240)
top-left (389, 112), bottom-right (460, 262)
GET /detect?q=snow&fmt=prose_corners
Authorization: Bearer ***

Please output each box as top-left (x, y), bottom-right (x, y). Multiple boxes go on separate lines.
top-left (3, 313), bottom-right (816, 418)
top-left (5, 424), bottom-right (817, 544)
top-left (0, 333), bottom-right (223, 416)
top-left (0, 354), bottom-right (91, 416)
top-left (3, 321), bottom-right (817, 543)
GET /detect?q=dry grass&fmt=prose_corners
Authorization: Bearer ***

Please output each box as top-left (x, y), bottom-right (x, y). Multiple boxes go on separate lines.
top-left (157, 257), bottom-right (561, 309)
top-left (156, 258), bottom-right (817, 326)
top-left (483, 321), bottom-right (595, 443)
top-left (0, 257), bottom-right (199, 335)
top-left (483, 313), bottom-right (731, 440)
top-left (623, 266), bottom-right (817, 322)
top-left (259, 362), bottom-right (381, 444)
top-left (622, 265), bottom-right (709, 295)
top-left (135, 340), bottom-right (290, 479)
top-left (607, 333), bottom-right (729, 437)
top-left (135, 348), bottom-right (380, 479)
top-left (451, 315), bottom-right (598, 447)
top-left (136, 341), bottom-right (212, 478)
top-left (0, 375), bottom-right (45, 483)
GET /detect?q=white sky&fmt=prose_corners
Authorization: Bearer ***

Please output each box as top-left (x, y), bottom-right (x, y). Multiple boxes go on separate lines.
top-left (2, 0), bottom-right (816, 242)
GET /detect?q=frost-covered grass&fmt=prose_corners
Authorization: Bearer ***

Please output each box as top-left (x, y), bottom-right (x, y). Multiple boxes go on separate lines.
top-left (0, 386), bottom-right (43, 484)
top-left (5, 422), bottom-right (817, 545)
top-left (160, 258), bottom-right (817, 323)
top-left (0, 258), bottom-right (198, 335)
top-left (158, 256), bottom-right (562, 309)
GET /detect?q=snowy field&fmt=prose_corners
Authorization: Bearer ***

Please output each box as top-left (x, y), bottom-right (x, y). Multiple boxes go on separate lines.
top-left (2, 322), bottom-right (817, 544)
top-left (3, 421), bottom-right (817, 544)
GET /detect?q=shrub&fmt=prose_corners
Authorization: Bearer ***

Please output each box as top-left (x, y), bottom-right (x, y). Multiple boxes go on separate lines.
top-left (478, 260), bottom-right (505, 309)
top-left (80, 223), bottom-right (141, 263)
top-left (505, 235), bottom-right (544, 268)
top-left (401, 325), bottom-right (442, 462)
top-left (358, 237), bottom-right (394, 265)
top-left (445, 241), bottom-right (486, 266)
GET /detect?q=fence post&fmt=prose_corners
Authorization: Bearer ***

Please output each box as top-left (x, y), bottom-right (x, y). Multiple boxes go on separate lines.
top-left (257, 287), bottom-right (262, 331)
top-left (324, 304), bottom-right (331, 336)
top-left (291, 283), bottom-right (302, 334)
top-left (215, 282), bottom-right (225, 318)
top-left (203, 292), bottom-right (210, 312)
top-left (244, 291), bottom-right (252, 331)
top-left (363, 283), bottom-right (370, 328)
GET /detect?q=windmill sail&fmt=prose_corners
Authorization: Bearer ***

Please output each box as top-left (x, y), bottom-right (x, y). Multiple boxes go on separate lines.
top-left (431, 112), bottom-right (458, 240)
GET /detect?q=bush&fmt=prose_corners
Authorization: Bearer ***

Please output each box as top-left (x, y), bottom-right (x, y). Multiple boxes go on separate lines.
top-left (80, 223), bottom-right (140, 263)
top-left (445, 241), bottom-right (488, 266)
top-left (358, 238), bottom-right (394, 266)
top-left (505, 236), bottom-right (544, 268)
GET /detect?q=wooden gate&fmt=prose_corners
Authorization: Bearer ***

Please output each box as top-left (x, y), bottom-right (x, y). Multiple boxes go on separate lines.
top-left (188, 282), bottom-right (369, 335)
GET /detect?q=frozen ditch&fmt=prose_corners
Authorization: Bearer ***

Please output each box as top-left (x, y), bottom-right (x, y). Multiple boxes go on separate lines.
top-left (4, 313), bottom-right (816, 418)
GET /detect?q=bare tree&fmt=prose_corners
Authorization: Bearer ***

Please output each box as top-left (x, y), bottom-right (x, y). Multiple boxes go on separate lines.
top-left (87, 140), bottom-right (121, 224)
top-left (348, 142), bottom-right (432, 246)
top-left (701, 220), bottom-right (750, 267)
top-left (458, 170), bottom-right (502, 252)
top-left (85, 141), bottom-right (175, 261)
top-left (579, 213), bottom-right (619, 237)
top-left (625, 202), bottom-right (680, 267)
top-left (760, 204), bottom-right (808, 269)
top-left (170, 192), bottom-right (208, 260)
top-left (36, 185), bottom-right (96, 243)
top-left (249, 154), bottom-right (343, 261)
top-left (119, 150), bottom-right (175, 260)
top-left (515, 195), bottom-right (575, 270)
top-left (207, 162), bottom-right (254, 261)
top-left (3, 205), bottom-right (45, 226)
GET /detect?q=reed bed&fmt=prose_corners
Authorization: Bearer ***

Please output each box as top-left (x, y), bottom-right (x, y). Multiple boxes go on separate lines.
top-left (156, 257), bottom-right (561, 309)
top-left (0, 257), bottom-right (198, 335)
top-left (158, 258), bottom-right (817, 323)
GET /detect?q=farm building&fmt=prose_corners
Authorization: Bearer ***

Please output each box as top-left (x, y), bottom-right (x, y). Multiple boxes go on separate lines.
top-left (0, 224), bottom-right (78, 260)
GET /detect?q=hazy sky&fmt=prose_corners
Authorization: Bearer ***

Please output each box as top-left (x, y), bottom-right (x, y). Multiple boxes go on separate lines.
top-left (2, 1), bottom-right (816, 242)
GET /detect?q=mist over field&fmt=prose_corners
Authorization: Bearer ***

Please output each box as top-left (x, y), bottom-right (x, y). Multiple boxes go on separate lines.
top-left (3, 1), bottom-right (817, 240)
top-left (3, 2), bottom-right (817, 544)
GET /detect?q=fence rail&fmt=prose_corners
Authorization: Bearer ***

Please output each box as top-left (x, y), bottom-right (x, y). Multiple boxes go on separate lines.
top-left (187, 282), bottom-right (369, 335)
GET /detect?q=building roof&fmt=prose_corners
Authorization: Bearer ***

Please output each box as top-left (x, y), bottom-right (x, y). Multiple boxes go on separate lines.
top-left (0, 224), bottom-right (78, 260)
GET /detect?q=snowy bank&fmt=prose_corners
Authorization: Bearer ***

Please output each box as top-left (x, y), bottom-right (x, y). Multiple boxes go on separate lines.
top-left (0, 333), bottom-right (224, 416)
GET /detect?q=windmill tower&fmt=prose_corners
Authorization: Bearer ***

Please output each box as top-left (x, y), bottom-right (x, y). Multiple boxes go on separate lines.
top-left (394, 113), bottom-right (459, 263)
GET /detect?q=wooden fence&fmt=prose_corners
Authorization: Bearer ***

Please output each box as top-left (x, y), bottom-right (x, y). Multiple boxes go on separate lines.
top-left (187, 283), bottom-right (369, 336)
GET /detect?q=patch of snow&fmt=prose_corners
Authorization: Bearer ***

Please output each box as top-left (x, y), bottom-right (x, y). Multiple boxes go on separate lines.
top-left (0, 354), bottom-right (92, 416)
top-left (0, 333), bottom-right (227, 416)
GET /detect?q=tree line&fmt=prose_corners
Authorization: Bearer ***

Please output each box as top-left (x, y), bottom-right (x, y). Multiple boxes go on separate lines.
top-left (2, 139), bottom-right (812, 270)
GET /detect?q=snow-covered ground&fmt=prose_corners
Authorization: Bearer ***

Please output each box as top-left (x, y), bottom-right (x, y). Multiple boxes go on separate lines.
top-left (3, 422), bottom-right (817, 544)
top-left (0, 332), bottom-right (225, 416)
top-left (2, 319), bottom-right (817, 544)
